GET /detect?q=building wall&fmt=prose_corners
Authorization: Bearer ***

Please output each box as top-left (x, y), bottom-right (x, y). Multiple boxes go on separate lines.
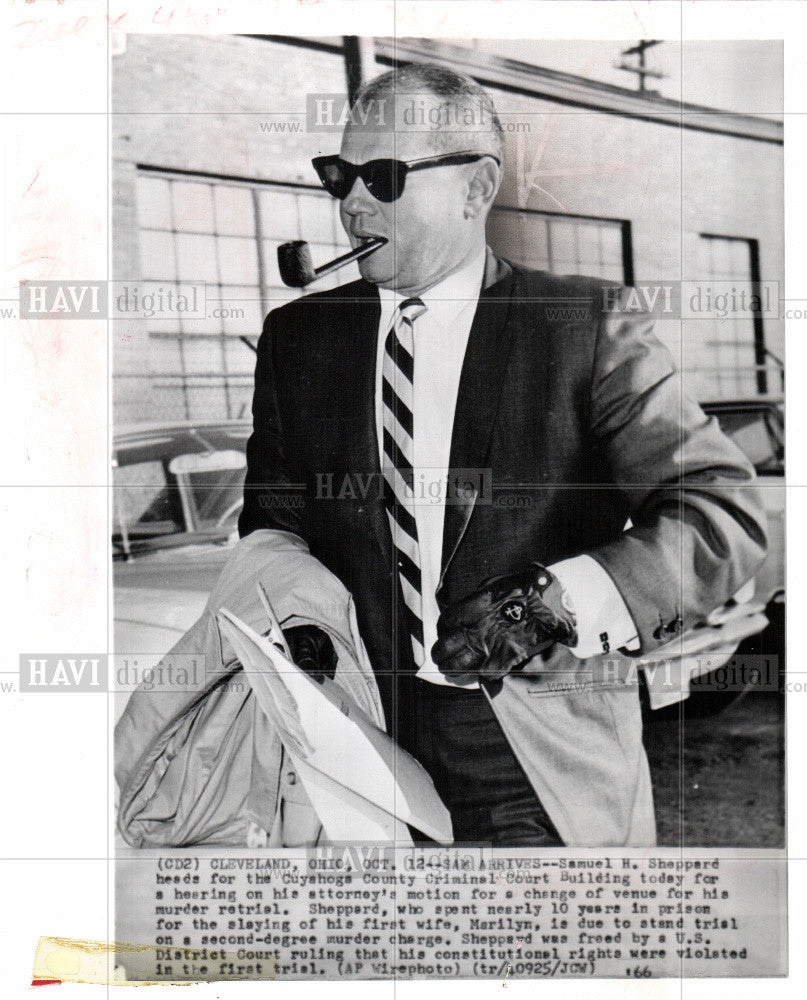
top-left (112, 34), bottom-right (783, 424)
top-left (485, 81), bottom-right (783, 398)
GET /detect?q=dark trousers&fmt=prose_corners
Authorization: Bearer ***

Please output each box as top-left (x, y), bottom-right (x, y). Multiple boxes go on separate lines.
top-left (412, 679), bottom-right (563, 847)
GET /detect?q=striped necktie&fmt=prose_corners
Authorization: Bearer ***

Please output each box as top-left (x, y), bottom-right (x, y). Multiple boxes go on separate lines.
top-left (382, 297), bottom-right (428, 666)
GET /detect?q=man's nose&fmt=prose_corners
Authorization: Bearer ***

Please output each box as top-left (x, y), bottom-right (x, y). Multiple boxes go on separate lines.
top-left (341, 175), bottom-right (376, 215)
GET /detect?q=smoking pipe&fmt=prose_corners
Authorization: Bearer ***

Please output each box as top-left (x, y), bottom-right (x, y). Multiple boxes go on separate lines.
top-left (277, 237), bottom-right (388, 287)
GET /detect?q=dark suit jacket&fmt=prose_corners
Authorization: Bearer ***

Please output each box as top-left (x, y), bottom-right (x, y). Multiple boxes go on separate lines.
top-left (239, 252), bottom-right (767, 767)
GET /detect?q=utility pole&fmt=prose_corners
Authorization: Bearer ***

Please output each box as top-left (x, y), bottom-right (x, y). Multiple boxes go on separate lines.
top-left (344, 37), bottom-right (377, 105)
top-left (615, 40), bottom-right (666, 94)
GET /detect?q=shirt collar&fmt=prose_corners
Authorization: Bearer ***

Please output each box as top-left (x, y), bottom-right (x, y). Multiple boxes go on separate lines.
top-left (378, 246), bottom-right (487, 332)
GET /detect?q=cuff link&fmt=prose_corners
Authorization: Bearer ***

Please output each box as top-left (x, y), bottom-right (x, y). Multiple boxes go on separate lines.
top-left (653, 615), bottom-right (684, 640)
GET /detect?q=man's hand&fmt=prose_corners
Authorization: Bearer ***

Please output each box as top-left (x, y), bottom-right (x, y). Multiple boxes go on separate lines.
top-left (431, 565), bottom-right (578, 682)
top-left (282, 624), bottom-right (338, 683)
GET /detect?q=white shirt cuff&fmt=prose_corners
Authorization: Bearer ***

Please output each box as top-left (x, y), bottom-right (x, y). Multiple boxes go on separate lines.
top-left (549, 555), bottom-right (640, 658)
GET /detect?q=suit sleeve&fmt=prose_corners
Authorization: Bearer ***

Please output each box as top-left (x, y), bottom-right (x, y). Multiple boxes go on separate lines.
top-left (584, 292), bottom-right (768, 654)
top-left (238, 307), bottom-right (305, 539)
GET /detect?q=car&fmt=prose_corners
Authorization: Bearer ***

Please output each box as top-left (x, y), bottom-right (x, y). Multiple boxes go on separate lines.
top-left (113, 421), bottom-right (251, 678)
top-left (113, 399), bottom-right (784, 717)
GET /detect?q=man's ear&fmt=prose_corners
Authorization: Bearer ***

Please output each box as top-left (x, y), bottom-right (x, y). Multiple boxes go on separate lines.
top-left (465, 157), bottom-right (502, 219)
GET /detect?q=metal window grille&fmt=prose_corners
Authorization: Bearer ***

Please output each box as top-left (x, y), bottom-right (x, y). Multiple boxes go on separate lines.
top-left (488, 206), bottom-right (630, 283)
top-left (685, 235), bottom-right (772, 400)
top-left (135, 169), bottom-right (353, 421)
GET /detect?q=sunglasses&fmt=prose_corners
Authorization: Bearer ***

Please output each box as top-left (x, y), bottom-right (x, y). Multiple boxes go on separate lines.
top-left (311, 151), bottom-right (500, 203)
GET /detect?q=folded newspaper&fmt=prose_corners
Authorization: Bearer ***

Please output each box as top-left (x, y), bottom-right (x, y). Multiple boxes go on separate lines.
top-left (216, 586), bottom-right (452, 846)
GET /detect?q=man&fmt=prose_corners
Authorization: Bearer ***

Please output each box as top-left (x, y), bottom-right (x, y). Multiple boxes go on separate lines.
top-left (239, 63), bottom-right (767, 846)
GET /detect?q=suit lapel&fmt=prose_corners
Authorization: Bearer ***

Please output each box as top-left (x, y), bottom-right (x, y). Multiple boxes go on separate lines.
top-left (343, 255), bottom-right (516, 584)
top-left (439, 251), bottom-right (515, 589)
top-left (340, 281), bottom-right (392, 566)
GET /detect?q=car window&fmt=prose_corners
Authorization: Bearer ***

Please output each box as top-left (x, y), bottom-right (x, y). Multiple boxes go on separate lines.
top-left (112, 432), bottom-right (249, 556)
top-left (185, 467), bottom-right (246, 530)
top-left (112, 460), bottom-right (181, 539)
top-left (712, 409), bottom-right (784, 475)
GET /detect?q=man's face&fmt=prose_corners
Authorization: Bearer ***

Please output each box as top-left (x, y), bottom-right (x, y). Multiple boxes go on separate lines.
top-left (338, 98), bottom-right (477, 294)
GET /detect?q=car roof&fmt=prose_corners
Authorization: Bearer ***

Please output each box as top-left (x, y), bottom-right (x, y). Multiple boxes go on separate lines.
top-left (114, 419), bottom-right (251, 445)
top-left (701, 397), bottom-right (783, 412)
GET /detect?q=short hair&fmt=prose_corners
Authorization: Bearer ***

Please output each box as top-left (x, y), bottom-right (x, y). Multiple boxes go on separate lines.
top-left (351, 62), bottom-right (505, 164)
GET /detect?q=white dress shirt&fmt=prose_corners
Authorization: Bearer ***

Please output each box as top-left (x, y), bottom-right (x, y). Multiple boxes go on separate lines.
top-left (375, 247), bottom-right (638, 686)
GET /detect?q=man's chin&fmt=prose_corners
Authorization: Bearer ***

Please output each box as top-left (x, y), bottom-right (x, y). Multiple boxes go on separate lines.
top-left (357, 257), bottom-right (395, 286)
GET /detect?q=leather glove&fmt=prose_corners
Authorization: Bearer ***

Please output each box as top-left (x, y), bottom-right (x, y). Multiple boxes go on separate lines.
top-left (431, 564), bottom-right (578, 682)
top-left (282, 624), bottom-right (337, 683)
